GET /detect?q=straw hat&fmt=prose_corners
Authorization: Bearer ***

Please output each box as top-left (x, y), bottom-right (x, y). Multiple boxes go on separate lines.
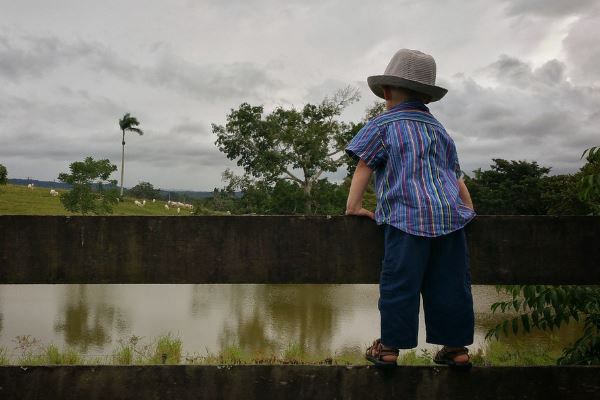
top-left (367, 49), bottom-right (447, 102)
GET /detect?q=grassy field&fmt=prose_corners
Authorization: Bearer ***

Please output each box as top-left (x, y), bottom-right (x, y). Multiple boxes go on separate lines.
top-left (0, 183), bottom-right (194, 216)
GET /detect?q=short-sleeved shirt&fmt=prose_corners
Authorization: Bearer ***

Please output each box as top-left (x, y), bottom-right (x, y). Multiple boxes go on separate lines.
top-left (345, 100), bottom-right (475, 237)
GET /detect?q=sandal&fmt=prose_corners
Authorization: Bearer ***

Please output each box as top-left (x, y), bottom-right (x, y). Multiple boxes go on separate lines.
top-left (433, 346), bottom-right (472, 369)
top-left (365, 339), bottom-right (399, 368)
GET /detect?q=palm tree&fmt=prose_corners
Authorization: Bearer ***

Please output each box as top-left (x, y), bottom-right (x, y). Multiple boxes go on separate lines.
top-left (118, 113), bottom-right (143, 197)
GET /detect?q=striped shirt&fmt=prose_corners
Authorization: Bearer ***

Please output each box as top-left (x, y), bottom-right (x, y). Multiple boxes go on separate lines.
top-left (346, 101), bottom-right (475, 237)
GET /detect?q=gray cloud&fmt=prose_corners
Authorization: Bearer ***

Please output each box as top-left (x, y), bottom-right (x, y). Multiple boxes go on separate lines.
top-left (1, 1), bottom-right (599, 190)
top-left (0, 35), bottom-right (98, 81)
top-left (144, 55), bottom-right (281, 101)
top-left (433, 55), bottom-right (600, 175)
top-left (0, 33), bottom-right (280, 102)
top-left (502, 0), bottom-right (598, 17)
top-left (563, 10), bottom-right (600, 84)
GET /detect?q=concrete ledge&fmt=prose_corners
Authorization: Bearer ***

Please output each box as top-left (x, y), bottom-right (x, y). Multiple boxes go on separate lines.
top-left (0, 365), bottom-right (598, 400)
top-left (1, 215), bottom-right (599, 284)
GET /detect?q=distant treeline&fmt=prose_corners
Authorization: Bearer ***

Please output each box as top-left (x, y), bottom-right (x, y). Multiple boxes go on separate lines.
top-left (8, 179), bottom-right (214, 202)
top-left (192, 157), bottom-right (600, 216)
top-left (9, 179), bottom-right (72, 190)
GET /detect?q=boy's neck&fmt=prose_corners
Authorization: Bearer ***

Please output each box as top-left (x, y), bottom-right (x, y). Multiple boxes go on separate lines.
top-left (386, 98), bottom-right (423, 110)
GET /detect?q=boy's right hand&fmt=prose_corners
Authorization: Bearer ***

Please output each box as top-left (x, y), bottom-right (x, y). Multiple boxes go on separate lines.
top-left (345, 208), bottom-right (375, 220)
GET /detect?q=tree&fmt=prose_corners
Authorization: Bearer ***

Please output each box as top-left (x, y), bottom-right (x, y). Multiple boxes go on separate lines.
top-left (58, 157), bottom-right (119, 215)
top-left (118, 113), bottom-right (143, 197)
top-left (129, 181), bottom-right (160, 200)
top-left (465, 159), bottom-right (551, 215)
top-left (345, 101), bottom-right (387, 177)
top-left (0, 163), bottom-right (6, 185)
top-left (541, 174), bottom-right (590, 215)
top-left (213, 87), bottom-right (361, 214)
top-left (487, 285), bottom-right (600, 365)
top-left (579, 146), bottom-right (600, 214)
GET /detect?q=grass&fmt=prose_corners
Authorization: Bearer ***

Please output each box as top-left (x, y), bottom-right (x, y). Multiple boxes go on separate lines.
top-left (474, 340), bottom-right (558, 366)
top-left (0, 183), bottom-right (196, 216)
top-left (151, 333), bottom-right (182, 364)
top-left (0, 334), bottom-right (562, 366)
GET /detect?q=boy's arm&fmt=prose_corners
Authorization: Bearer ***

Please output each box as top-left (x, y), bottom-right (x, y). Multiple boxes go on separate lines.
top-left (345, 159), bottom-right (375, 219)
top-left (458, 177), bottom-right (474, 210)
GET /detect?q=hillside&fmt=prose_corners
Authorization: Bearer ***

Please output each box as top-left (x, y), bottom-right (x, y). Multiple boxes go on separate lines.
top-left (0, 184), bottom-right (197, 216)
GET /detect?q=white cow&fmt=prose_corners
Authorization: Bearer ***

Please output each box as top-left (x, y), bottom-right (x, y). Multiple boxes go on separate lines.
top-left (164, 204), bottom-right (169, 210)
top-left (134, 200), bottom-right (143, 207)
top-left (27, 183), bottom-right (34, 190)
top-left (49, 189), bottom-right (58, 197)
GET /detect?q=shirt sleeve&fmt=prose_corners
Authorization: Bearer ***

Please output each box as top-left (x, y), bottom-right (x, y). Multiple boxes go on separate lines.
top-left (447, 139), bottom-right (462, 179)
top-left (453, 152), bottom-right (463, 179)
top-left (345, 122), bottom-right (387, 170)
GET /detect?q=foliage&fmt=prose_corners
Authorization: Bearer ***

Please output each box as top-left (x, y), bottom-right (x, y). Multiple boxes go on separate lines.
top-left (128, 181), bottom-right (160, 200)
top-left (540, 174), bottom-right (590, 215)
top-left (119, 113), bottom-right (143, 137)
top-left (213, 169), bottom-right (351, 215)
top-left (57, 157), bottom-right (119, 215)
top-left (213, 87), bottom-right (361, 214)
top-left (345, 101), bottom-right (387, 176)
top-left (0, 163), bottom-right (7, 185)
top-left (465, 159), bottom-right (551, 215)
top-left (487, 285), bottom-right (600, 365)
top-left (578, 146), bottom-right (600, 214)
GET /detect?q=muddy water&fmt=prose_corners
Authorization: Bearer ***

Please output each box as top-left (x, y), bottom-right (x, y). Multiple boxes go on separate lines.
top-left (0, 285), bottom-right (578, 359)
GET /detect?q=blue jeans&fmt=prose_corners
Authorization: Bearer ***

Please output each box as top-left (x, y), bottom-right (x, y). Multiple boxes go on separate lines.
top-left (379, 224), bottom-right (474, 349)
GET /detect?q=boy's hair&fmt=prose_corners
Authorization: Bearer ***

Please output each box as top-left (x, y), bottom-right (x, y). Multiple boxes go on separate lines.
top-left (384, 86), bottom-right (432, 103)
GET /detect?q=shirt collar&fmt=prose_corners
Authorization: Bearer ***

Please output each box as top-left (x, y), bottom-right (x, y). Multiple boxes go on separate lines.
top-left (387, 100), bottom-right (430, 113)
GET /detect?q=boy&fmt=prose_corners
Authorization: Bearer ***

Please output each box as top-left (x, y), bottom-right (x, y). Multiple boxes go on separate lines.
top-left (345, 49), bottom-right (476, 368)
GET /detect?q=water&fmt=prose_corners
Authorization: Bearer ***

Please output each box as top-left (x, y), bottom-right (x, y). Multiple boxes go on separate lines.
top-left (0, 284), bottom-right (576, 360)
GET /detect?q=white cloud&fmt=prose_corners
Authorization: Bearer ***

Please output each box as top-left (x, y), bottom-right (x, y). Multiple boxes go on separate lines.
top-left (0, 1), bottom-right (599, 189)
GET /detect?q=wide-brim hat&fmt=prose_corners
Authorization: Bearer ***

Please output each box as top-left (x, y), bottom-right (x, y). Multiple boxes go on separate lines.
top-left (367, 49), bottom-right (448, 102)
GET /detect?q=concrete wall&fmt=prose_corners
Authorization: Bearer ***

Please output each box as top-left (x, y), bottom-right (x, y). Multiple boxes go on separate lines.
top-left (1, 215), bottom-right (599, 284)
top-left (0, 365), bottom-right (598, 400)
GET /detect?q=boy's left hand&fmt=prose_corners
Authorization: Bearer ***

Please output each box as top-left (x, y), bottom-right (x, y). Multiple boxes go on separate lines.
top-left (345, 208), bottom-right (375, 220)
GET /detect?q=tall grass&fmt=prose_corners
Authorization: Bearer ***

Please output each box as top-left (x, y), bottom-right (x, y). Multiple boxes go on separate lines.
top-left (1, 333), bottom-right (560, 366)
top-left (150, 333), bottom-right (182, 364)
top-left (0, 347), bottom-right (9, 365)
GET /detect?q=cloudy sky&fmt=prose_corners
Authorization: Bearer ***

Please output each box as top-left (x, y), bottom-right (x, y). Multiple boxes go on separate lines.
top-left (1, 0), bottom-right (599, 190)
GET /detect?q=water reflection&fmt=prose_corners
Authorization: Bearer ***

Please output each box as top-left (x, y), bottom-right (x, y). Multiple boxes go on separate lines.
top-left (53, 285), bottom-right (126, 352)
top-left (217, 285), bottom-right (340, 354)
top-left (0, 284), bottom-right (579, 358)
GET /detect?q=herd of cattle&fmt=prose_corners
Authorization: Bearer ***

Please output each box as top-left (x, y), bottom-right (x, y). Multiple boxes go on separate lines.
top-left (25, 183), bottom-right (194, 213)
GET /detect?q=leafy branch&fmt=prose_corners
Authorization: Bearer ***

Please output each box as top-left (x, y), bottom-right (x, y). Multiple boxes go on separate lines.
top-left (487, 285), bottom-right (600, 365)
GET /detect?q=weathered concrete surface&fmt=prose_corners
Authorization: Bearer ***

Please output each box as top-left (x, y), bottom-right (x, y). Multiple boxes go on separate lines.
top-left (0, 215), bottom-right (599, 284)
top-left (0, 365), bottom-right (598, 400)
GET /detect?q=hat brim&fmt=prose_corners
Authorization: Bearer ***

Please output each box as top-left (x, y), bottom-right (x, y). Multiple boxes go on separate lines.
top-left (367, 75), bottom-right (448, 102)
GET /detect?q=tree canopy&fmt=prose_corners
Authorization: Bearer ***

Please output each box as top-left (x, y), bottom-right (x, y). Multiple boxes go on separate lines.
top-left (465, 159), bottom-right (552, 215)
top-left (0, 163), bottom-right (6, 185)
top-left (58, 157), bottom-right (119, 215)
top-left (579, 146), bottom-right (600, 214)
top-left (128, 181), bottom-right (160, 200)
top-left (213, 87), bottom-right (361, 214)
